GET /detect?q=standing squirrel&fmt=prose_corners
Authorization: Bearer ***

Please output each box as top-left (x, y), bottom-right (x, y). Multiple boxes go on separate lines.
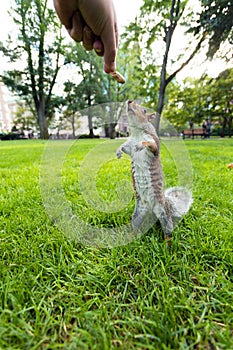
top-left (117, 100), bottom-right (192, 241)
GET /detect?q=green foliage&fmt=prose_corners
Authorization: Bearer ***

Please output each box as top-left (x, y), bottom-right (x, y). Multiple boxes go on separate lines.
top-left (56, 81), bottom-right (82, 138)
top-left (207, 68), bottom-right (233, 137)
top-left (122, 0), bottom-right (232, 132)
top-left (12, 102), bottom-right (37, 133)
top-left (119, 40), bottom-right (160, 105)
top-left (0, 139), bottom-right (233, 349)
top-left (140, 0), bottom-right (188, 44)
top-left (193, 0), bottom-right (233, 58)
top-left (164, 68), bottom-right (233, 135)
top-left (123, 0), bottom-right (207, 131)
top-left (1, 0), bottom-right (231, 140)
top-left (0, 0), bottom-right (69, 138)
top-left (164, 77), bottom-right (211, 128)
top-left (61, 44), bottom-right (129, 138)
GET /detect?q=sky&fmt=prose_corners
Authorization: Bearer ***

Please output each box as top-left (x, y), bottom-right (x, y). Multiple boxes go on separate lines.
top-left (0, 0), bottom-right (142, 40)
top-left (0, 0), bottom-right (230, 80)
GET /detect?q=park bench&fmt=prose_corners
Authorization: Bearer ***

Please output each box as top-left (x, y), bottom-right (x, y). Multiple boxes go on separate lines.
top-left (182, 128), bottom-right (206, 139)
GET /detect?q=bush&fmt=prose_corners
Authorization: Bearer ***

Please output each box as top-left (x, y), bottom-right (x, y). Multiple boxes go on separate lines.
top-left (0, 132), bottom-right (27, 141)
top-left (78, 134), bottom-right (100, 139)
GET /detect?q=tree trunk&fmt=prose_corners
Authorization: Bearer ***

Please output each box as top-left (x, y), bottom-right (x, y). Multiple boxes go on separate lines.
top-left (228, 116), bottom-right (232, 137)
top-left (88, 107), bottom-right (94, 138)
top-left (221, 117), bottom-right (227, 137)
top-left (104, 124), bottom-right (109, 138)
top-left (153, 0), bottom-right (178, 132)
top-left (155, 84), bottom-right (166, 132)
top-left (152, 0), bottom-right (205, 133)
top-left (87, 93), bottom-right (95, 138)
top-left (109, 109), bottom-right (116, 139)
top-left (72, 112), bottom-right (75, 139)
top-left (107, 75), bottom-right (116, 139)
top-left (37, 99), bottom-right (49, 139)
top-left (109, 123), bottom-right (116, 139)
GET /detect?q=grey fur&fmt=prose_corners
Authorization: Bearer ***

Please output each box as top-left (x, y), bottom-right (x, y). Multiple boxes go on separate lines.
top-left (117, 101), bottom-right (192, 238)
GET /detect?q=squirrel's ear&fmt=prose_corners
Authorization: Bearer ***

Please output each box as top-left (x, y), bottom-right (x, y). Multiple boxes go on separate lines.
top-left (147, 113), bottom-right (155, 121)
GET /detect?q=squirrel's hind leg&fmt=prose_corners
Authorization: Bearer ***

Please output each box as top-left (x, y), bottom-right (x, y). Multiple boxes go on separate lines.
top-left (132, 199), bottom-right (157, 234)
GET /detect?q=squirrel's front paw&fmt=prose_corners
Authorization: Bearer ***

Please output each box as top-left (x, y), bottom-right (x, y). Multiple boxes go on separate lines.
top-left (116, 148), bottom-right (122, 158)
top-left (142, 141), bottom-right (157, 155)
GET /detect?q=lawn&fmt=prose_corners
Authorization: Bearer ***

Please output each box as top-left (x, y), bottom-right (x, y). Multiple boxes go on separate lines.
top-left (0, 138), bottom-right (232, 349)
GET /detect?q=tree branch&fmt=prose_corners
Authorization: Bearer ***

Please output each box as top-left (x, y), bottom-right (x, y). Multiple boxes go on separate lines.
top-left (166, 33), bottom-right (206, 85)
top-left (21, 7), bottom-right (39, 111)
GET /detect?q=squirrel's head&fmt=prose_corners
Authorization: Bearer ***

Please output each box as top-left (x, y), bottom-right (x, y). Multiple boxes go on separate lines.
top-left (127, 101), bottom-right (155, 128)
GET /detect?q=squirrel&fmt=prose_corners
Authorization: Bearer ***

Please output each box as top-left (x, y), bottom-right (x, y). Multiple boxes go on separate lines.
top-left (116, 100), bottom-right (192, 242)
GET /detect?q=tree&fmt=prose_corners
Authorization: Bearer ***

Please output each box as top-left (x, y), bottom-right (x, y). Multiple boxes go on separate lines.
top-left (94, 43), bottom-right (148, 138)
top-left (63, 44), bottom-right (110, 138)
top-left (124, 0), bottom-right (206, 131)
top-left (163, 77), bottom-right (213, 129)
top-left (12, 102), bottom-right (37, 134)
top-left (120, 39), bottom-right (153, 103)
top-left (209, 69), bottom-right (233, 137)
top-left (63, 42), bottom-right (133, 139)
top-left (164, 69), bottom-right (233, 137)
top-left (0, 0), bottom-right (68, 139)
top-left (193, 0), bottom-right (233, 58)
top-left (59, 82), bottom-right (82, 138)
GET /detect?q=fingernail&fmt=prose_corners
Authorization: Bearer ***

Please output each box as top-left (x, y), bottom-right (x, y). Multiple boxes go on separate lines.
top-left (104, 63), bottom-right (116, 74)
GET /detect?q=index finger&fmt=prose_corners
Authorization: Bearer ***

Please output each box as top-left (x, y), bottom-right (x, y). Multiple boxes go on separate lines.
top-left (101, 22), bottom-right (118, 73)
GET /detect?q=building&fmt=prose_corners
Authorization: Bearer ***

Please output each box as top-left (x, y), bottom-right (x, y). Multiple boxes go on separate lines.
top-left (0, 81), bottom-right (15, 132)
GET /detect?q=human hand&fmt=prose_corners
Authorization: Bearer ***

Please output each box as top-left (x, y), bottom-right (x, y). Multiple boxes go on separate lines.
top-left (53, 0), bottom-right (118, 74)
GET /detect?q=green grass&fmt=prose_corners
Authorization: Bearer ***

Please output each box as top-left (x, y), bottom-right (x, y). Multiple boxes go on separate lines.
top-left (0, 138), bottom-right (232, 349)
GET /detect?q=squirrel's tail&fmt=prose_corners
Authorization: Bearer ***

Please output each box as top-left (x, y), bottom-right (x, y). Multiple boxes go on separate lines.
top-left (165, 187), bottom-right (193, 225)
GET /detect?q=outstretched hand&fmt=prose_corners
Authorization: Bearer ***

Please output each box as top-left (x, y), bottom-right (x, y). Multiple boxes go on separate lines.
top-left (53, 0), bottom-right (118, 74)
